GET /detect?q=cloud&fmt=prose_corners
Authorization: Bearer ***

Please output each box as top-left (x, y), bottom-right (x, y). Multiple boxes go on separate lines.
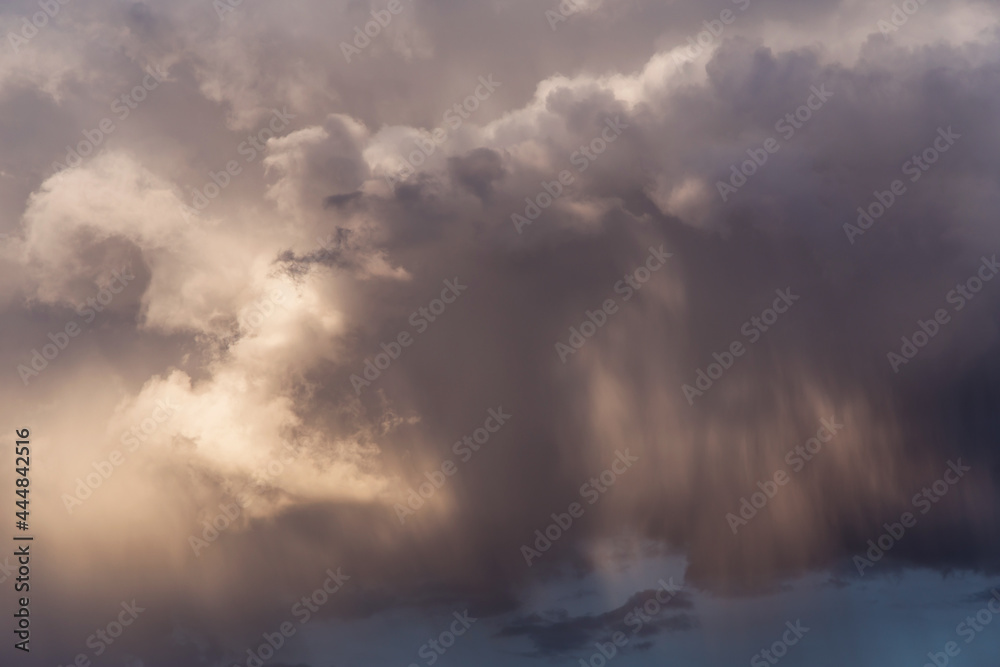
top-left (3, 0), bottom-right (1000, 664)
top-left (497, 587), bottom-right (695, 656)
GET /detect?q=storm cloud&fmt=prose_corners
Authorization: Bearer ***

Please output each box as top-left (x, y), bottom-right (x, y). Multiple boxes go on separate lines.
top-left (1, 0), bottom-right (1000, 665)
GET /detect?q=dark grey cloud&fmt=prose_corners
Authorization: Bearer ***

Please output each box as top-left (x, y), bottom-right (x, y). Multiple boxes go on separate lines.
top-left (448, 147), bottom-right (505, 202)
top-left (497, 588), bottom-right (695, 656)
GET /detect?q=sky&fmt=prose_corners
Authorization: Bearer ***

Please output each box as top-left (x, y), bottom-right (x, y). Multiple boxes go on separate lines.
top-left (1, 0), bottom-right (1000, 665)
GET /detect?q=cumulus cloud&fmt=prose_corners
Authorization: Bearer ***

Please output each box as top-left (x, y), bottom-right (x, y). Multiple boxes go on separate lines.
top-left (2, 1), bottom-right (1000, 665)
